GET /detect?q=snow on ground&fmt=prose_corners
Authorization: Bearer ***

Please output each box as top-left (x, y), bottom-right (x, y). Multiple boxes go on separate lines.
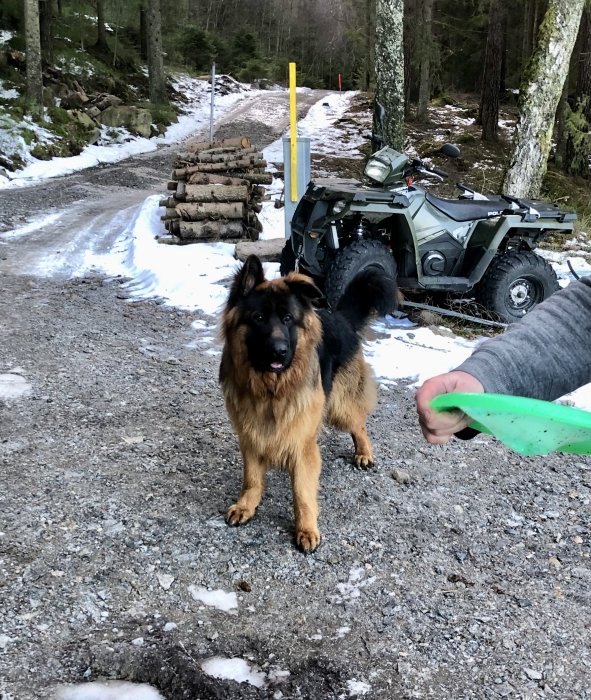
top-left (0, 74), bottom-right (254, 188)
top-left (53, 681), bottom-right (164, 700)
top-left (200, 657), bottom-right (267, 688)
top-left (264, 90), bottom-right (367, 166)
top-left (187, 585), bottom-right (238, 613)
top-left (2, 78), bottom-right (591, 413)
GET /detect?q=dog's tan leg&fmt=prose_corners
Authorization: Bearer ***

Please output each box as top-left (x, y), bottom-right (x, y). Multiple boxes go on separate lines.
top-left (226, 451), bottom-right (266, 526)
top-left (291, 441), bottom-right (322, 553)
top-left (351, 421), bottom-right (374, 469)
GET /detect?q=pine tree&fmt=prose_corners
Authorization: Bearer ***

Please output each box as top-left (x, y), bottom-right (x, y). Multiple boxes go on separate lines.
top-left (479, 0), bottom-right (504, 141)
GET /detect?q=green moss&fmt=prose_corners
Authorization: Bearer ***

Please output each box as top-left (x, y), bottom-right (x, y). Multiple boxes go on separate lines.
top-left (20, 128), bottom-right (37, 145)
top-left (144, 101), bottom-right (178, 126)
top-left (46, 105), bottom-right (72, 126)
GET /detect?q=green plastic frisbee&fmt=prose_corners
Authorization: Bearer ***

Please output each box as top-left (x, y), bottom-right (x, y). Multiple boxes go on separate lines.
top-left (430, 392), bottom-right (591, 456)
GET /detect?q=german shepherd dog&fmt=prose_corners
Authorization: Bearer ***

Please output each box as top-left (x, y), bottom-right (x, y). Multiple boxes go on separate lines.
top-left (219, 255), bottom-right (395, 552)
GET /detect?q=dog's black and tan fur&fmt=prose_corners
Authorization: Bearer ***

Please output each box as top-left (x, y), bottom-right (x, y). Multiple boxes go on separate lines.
top-left (219, 255), bottom-right (395, 552)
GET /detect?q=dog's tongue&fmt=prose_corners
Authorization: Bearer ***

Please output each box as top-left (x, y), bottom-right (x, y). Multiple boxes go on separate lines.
top-left (271, 361), bottom-right (283, 370)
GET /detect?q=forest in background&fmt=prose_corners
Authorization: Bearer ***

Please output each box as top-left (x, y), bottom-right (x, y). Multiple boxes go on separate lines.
top-left (1, 0), bottom-right (578, 94)
top-left (0, 0), bottom-right (590, 215)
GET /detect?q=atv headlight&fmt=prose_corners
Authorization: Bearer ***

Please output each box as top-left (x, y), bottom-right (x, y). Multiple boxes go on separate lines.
top-left (331, 199), bottom-right (347, 214)
top-left (364, 156), bottom-right (391, 184)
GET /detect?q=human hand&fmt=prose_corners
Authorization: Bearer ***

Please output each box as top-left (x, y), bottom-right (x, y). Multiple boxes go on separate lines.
top-left (415, 371), bottom-right (484, 444)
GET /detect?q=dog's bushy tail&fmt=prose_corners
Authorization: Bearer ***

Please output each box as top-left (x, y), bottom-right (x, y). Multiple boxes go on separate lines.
top-left (335, 268), bottom-right (397, 332)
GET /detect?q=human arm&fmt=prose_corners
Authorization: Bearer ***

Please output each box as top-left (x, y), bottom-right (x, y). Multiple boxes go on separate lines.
top-left (457, 276), bottom-right (591, 400)
top-left (415, 276), bottom-right (591, 444)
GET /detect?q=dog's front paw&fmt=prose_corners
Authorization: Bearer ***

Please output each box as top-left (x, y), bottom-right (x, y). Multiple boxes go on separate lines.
top-left (225, 503), bottom-right (255, 526)
top-left (355, 453), bottom-right (374, 470)
top-left (296, 528), bottom-right (321, 553)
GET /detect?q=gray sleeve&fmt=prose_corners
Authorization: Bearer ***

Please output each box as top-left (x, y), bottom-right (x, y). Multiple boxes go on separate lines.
top-left (456, 276), bottom-right (591, 401)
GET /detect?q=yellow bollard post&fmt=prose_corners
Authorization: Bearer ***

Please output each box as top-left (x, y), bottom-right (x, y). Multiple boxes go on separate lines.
top-left (289, 62), bottom-right (298, 202)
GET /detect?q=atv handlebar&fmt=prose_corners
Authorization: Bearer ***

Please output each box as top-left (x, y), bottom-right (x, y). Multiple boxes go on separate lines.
top-left (413, 164), bottom-right (449, 181)
top-left (428, 166), bottom-right (449, 178)
top-left (408, 158), bottom-right (449, 181)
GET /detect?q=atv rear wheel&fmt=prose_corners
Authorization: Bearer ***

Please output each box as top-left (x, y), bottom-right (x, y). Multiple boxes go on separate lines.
top-left (476, 251), bottom-right (559, 324)
top-left (325, 239), bottom-right (397, 309)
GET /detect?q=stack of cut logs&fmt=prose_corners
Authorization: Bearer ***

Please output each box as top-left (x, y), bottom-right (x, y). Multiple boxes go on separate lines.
top-left (158, 135), bottom-right (272, 245)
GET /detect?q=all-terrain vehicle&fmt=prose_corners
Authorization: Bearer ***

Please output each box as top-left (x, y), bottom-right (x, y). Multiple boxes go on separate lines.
top-left (282, 124), bottom-right (576, 323)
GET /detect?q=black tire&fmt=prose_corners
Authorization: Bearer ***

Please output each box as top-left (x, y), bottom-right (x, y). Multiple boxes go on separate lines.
top-left (279, 239), bottom-right (296, 276)
top-left (476, 250), bottom-right (559, 323)
top-left (325, 239), bottom-right (397, 309)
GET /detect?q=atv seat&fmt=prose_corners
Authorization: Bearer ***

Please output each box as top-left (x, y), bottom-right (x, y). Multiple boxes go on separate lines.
top-left (425, 192), bottom-right (506, 222)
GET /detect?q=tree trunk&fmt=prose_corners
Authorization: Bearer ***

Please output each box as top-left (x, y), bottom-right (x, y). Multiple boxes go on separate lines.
top-left (182, 184), bottom-right (249, 203)
top-left (503, 0), bottom-right (586, 198)
top-left (139, 4), bottom-right (148, 61)
top-left (39, 0), bottom-right (52, 62)
top-left (24, 0), bottom-right (44, 112)
top-left (96, 0), bottom-right (109, 51)
top-left (146, 0), bottom-right (168, 104)
top-left (175, 202), bottom-right (245, 221)
top-left (171, 220), bottom-right (245, 240)
top-left (479, 0), bottom-right (504, 141)
top-left (416, 0), bottom-right (433, 122)
top-left (364, 0), bottom-right (373, 91)
top-left (375, 0), bottom-right (405, 150)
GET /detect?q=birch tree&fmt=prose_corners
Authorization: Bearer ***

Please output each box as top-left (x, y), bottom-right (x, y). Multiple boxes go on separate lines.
top-left (375, 0), bottom-right (405, 150)
top-left (503, 0), bottom-right (585, 197)
top-left (24, 0), bottom-right (43, 112)
top-left (146, 0), bottom-right (168, 104)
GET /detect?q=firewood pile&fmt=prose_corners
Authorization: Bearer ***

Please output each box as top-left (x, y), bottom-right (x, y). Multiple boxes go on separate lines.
top-left (158, 135), bottom-right (273, 245)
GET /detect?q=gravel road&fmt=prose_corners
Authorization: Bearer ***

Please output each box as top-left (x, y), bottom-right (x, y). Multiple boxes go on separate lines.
top-left (1, 90), bottom-right (590, 700)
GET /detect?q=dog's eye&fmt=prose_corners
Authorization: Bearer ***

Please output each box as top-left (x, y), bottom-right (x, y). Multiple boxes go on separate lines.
top-left (252, 312), bottom-right (264, 323)
top-left (282, 314), bottom-right (293, 324)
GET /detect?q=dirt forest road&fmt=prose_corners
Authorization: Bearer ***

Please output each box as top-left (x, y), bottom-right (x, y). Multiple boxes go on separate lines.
top-left (0, 89), bottom-right (325, 277)
top-left (1, 89), bottom-right (591, 700)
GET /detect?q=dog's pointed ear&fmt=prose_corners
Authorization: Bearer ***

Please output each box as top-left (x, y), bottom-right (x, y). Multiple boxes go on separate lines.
top-left (227, 255), bottom-right (265, 307)
top-left (284, 273), bottom-right (324, 306)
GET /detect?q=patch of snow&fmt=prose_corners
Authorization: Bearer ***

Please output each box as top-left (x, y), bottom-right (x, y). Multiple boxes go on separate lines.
top-left (0, 211), bottom-right (64, 239)
top-left (347, 679), bottom-right (371, 696)
top-left (0, 75), bottom-right (255, 189)
top-left (188, 585), bottom-right (238, 613)
top-left (52, 681), bottom-right (164, 700)
top-left (331, 565), bottom-right (376, 605)
top-left (0, 374), bottom-right (32, 400)
top-left (0, 30), bottom-right (15, 45)
top-left (201, 657), bottom-right (266, 688)
top-left (0, 80), bottom-right (19, 99)
top-left (264, 91), bottom-right (365, 165)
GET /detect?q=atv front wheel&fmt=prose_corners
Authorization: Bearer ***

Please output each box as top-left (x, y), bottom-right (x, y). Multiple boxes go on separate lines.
top-left (476, 251), bottom-right (559, 323)
top-left (325, 239), bottom-right (397, 309)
